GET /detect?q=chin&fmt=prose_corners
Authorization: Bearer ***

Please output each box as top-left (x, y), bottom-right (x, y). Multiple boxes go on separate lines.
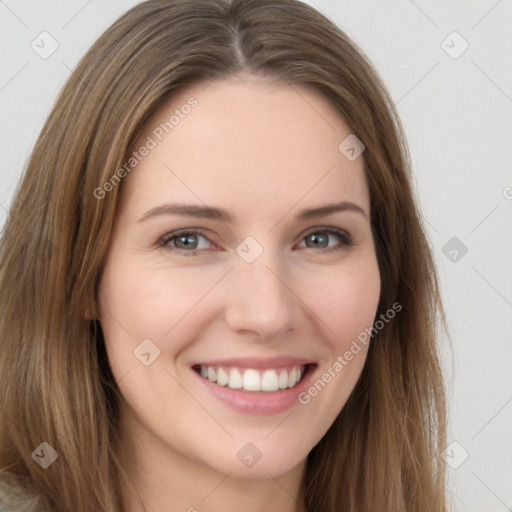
top-left (197, 437), bottom-right (311, 480)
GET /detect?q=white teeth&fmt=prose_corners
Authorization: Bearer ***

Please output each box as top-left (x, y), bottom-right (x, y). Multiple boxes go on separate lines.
top-left (287, 368), bottom-right (297, 387)
top-left (261, 370), bottom-right (279, 392)
top-left (198, 365), bottom-right (306, 392)
top-left (207, 367), bottom-right (217, 383)
top-left (216, 367), bottom-right (229, 386)
top-left (228, 368), bottom-right (243, 389)
top-left (278, 370), bottom-right (288, 389)
top-left (243, 369), bottom-right (261, 391)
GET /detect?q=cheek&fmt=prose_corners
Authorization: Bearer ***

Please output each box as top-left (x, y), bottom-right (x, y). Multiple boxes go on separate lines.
top-left (295, 259), bottom-right (380, 426)
top-left (99, 251), bottom-right (381, 344)
top-left (97, 255), bottom-right (220, 372)
top-left (98, 255), bottom-right (199, 331)
top-left (298, 257), bottom-right (381, 350)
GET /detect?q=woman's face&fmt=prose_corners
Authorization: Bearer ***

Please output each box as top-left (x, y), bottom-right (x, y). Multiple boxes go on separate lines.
top-left (97, 74), bottom-right (381, 479)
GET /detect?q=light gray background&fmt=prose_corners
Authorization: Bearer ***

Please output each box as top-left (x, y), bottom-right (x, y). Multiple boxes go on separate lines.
top-left (1, 1), bottom-right (511, 510)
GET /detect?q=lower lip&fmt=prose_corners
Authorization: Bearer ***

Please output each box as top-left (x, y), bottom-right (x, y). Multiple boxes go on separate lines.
top-left (193, 365), bottom-right (317, 415)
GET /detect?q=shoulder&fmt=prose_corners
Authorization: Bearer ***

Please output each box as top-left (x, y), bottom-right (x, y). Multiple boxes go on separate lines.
top-left (0, 477), bottom-right (45, 512)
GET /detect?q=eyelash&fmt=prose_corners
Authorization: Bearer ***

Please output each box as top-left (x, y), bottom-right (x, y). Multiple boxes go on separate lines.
top-left (157, 227), bottom-right (354, 257)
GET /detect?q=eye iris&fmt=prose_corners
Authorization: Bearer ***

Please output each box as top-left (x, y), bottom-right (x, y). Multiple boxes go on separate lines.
top-left (176, 234), bottom-right (198, 250)
top-left (306, 233), bottom-right (328, 248)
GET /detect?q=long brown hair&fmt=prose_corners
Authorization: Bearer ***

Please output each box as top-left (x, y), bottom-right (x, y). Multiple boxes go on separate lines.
top-left (0, 0), bottom-right (447, 510)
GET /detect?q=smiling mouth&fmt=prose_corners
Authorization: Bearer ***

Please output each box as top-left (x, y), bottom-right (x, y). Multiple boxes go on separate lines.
top-left (192, 364), bottom-right (315, 393)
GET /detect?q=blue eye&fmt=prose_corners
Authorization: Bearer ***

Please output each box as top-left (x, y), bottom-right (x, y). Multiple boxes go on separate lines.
top-left (158, 229), bottom-right (212, 256)
top-left (158, 227), bottom-right (353, 257)
top-left (299, 227), bottom-right (353, 253)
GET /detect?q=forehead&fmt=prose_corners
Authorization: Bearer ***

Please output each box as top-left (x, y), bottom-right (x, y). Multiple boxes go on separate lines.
top-left (121, 75), bottom-right (369, 222)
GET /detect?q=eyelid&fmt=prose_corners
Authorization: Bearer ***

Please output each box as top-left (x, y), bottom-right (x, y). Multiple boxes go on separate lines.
top-left (297, 226), bottom-right (354, 250)
top-left (157, 227), bottom-right (216, 248)
top-left (300, 225), bottom-right (351, 240)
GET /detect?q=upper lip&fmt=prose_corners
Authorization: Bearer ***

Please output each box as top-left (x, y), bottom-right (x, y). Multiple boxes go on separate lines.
top-left (191, 356), bottom-right (315, 370)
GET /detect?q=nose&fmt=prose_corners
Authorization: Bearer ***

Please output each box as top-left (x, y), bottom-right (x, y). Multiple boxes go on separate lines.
top-left (223, 252), bottom-right (299, 341)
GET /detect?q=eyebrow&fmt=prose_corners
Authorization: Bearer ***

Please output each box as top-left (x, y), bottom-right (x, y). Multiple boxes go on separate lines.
top-left (137, 201), bottom-right (369, 223)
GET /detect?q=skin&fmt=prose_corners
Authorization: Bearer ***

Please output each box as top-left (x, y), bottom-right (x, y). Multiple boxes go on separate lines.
top-left (96, 73), bottom-right (381, 512)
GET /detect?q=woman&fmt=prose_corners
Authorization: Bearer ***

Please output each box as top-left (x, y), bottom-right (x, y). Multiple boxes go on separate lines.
top-left (0, 0), bottom-right (448, 510)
